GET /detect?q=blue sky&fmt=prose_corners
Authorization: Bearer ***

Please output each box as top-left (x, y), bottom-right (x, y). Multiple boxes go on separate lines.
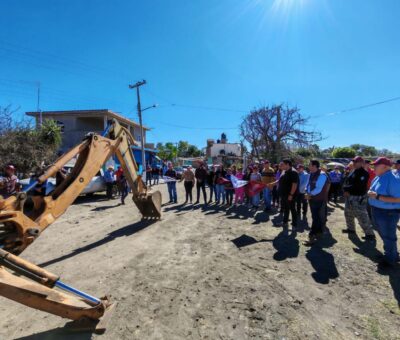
top-left (1, 0), bottom-right (399, 152)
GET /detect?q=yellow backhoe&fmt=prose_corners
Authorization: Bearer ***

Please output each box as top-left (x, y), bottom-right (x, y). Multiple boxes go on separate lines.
top-left (0, 119), bottom-right (162, 332)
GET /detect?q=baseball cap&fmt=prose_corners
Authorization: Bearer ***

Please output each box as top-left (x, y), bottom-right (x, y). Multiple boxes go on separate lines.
top-left (297, 164), bottom-right (304, 169)
top-left (395, 160), bottom-right (400, 165)
top-left (372, 157), bottom-right (392, 167)
top-left (5, 164), bottom-right (15, 170)
top-left (353, 156), bottom-right (364, 163)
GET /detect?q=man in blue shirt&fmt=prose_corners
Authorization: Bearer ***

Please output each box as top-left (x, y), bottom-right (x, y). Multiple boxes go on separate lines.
top-left (368, 157), bottom-right (400, 268)
top-left (305, 160), bottom-right (330, 245)
top-left (296, 164), bottom-right (310, 218)
top-left (329, 166), bottom-right (343, 203)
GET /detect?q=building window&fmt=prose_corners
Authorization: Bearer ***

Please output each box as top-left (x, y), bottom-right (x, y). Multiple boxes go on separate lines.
top-left (56, 120), bottom-right (65, 133)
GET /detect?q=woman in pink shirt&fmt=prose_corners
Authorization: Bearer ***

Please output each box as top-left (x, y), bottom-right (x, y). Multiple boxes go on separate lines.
top-left (234, 167), bottom-right (245, 205)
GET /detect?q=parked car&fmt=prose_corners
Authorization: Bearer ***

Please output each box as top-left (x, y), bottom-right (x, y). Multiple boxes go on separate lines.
top-left (174, 167), bottom-right (184, 180)
top-left (20, 168), bottom-right (112, 197)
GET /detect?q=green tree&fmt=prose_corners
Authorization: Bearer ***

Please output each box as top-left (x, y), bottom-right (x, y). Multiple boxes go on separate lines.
top-left (296, 147), bottom-right (312, 158)
top-left (156, 142), bottom-right (178, 161)
top-left (332, 147), bottom-right (356, 158)
top-left (0, 107), bottom-right (62, 175)
top-left (177, 141), bottom-right (189, 157)
top-left (350, 144), bottom-right (377, 157)
top-left (186, 144), bottom-right (201, 157)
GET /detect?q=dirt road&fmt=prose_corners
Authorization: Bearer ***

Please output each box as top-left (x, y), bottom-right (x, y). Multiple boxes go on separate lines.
top-left (1, 183), bottom-right (399, 339)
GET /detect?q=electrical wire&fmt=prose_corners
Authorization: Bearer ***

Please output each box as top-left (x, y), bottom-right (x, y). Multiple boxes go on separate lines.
top-left (310, 96), bottom-right (400, 118)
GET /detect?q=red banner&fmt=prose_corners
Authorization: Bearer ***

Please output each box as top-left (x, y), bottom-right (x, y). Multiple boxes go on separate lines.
top-left (216, 177), bottom-right (231, 185)
top-left (245, 181), bottom-right (268, 197)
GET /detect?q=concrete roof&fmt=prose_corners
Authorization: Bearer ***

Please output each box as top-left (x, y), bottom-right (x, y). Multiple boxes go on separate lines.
top-left (26, 109), bottom-right (150, 131)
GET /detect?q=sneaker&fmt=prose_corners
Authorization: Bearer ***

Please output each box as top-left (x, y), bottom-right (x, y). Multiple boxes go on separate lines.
top-left (342, 229), bottom-right (356, 234)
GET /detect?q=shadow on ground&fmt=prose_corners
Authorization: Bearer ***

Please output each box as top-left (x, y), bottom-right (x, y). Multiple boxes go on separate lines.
top-left (15, 327), bottom-right (93, 340)
top-left (273, 227), bottom-right (299, 261)
top-left (348, 233), bottom-right (400, 306)
top-left (305, 230), bottom-right (339, 284)
top-left (231, 234), bottom-right (273, 249)
top-left (38, 220), bottom-right (156, 267)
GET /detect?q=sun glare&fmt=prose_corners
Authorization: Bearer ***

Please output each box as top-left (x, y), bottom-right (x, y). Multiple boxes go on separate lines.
top-left (271, 0), bottom-right (310, 13)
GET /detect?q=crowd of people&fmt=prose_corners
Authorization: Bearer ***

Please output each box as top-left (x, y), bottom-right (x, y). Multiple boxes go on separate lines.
top-left (1, 157), bottom-right (400, 269)
top-left (161, 157), bottom-right (400, 269)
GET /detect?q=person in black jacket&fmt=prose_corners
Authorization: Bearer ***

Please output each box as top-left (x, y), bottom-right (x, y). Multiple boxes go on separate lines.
top-left (195, 163), bottom-right (208, 204)
top-left (207, 166), bottom-right (216, 203)
top-left (269, 159), bottom-right (299, 228)
top-left (342, 156), bottom-right (375, 240)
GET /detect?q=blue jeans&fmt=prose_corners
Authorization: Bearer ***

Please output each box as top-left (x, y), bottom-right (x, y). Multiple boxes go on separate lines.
top-left (167, 182), bottom-right (177, 202)
top-left (372, 207), bottom-right (400, 264)
top-left (263, 188), bottom-right (272, 210)
top-left (215, 184), bottom-right (225, 203)
top-left (153, 174), bottom-right (159, 185)
top-left (252, 193), bottom-right (260, 207)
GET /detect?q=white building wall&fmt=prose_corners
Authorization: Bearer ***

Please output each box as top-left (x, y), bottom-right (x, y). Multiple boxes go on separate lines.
top-left (210, 143), bottom-right (241, 157)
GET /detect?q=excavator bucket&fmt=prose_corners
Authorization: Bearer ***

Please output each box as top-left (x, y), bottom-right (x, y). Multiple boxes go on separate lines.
top-left (134, 190), bottom-right (162, 219)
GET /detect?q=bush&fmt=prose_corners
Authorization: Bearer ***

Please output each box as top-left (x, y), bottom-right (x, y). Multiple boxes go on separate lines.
top-left (332, 147), bottom-right (356, 158)
top-left (0, 107), bottom-right (61, 176)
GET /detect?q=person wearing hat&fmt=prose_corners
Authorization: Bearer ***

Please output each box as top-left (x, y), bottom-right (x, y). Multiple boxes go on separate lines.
top-left (329, 166), bottom-right (343, 204)
top-left (367, 157), bottom-right (400, 268)
top-left (0, 165), bottom-right (19, 199)
top-left (342, 156), bottom-right (375, 240)
top-left (104, 165), bottom-right (115, 199)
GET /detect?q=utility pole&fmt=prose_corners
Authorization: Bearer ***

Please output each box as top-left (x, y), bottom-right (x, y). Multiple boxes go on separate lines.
top-left (37, 82), bottom-right (42, 127)
top-left (129, 80), bottom-right (147, 181)
top-left (276, 105), bottom-right (281, 162)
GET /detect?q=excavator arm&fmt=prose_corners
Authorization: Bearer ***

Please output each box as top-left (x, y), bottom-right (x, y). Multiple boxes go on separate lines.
top-left (0, 119), bottom-right (161, 331)
top-left (0, 118), bottom-right (161, 254)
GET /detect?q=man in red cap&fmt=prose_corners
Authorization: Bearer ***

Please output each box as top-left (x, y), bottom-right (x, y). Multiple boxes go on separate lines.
top-left (368, 157), bottom-right (400, 268)
top-left (0, 165), bottom-right (19, 199)
top-left (342, 156), bottom-right (375, 240)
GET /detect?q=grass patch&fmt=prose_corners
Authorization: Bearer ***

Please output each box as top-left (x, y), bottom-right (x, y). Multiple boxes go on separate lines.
top-left (380, 299), bottom-right (400, 316)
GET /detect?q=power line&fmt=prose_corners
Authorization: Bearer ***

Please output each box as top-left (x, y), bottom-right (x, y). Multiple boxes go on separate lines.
top-left (158, 121), bottom-right (238, 130)
top-left (310, 96), bottom-right (400, 118)
top-left (156, 95), bottom-right (400, 130)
